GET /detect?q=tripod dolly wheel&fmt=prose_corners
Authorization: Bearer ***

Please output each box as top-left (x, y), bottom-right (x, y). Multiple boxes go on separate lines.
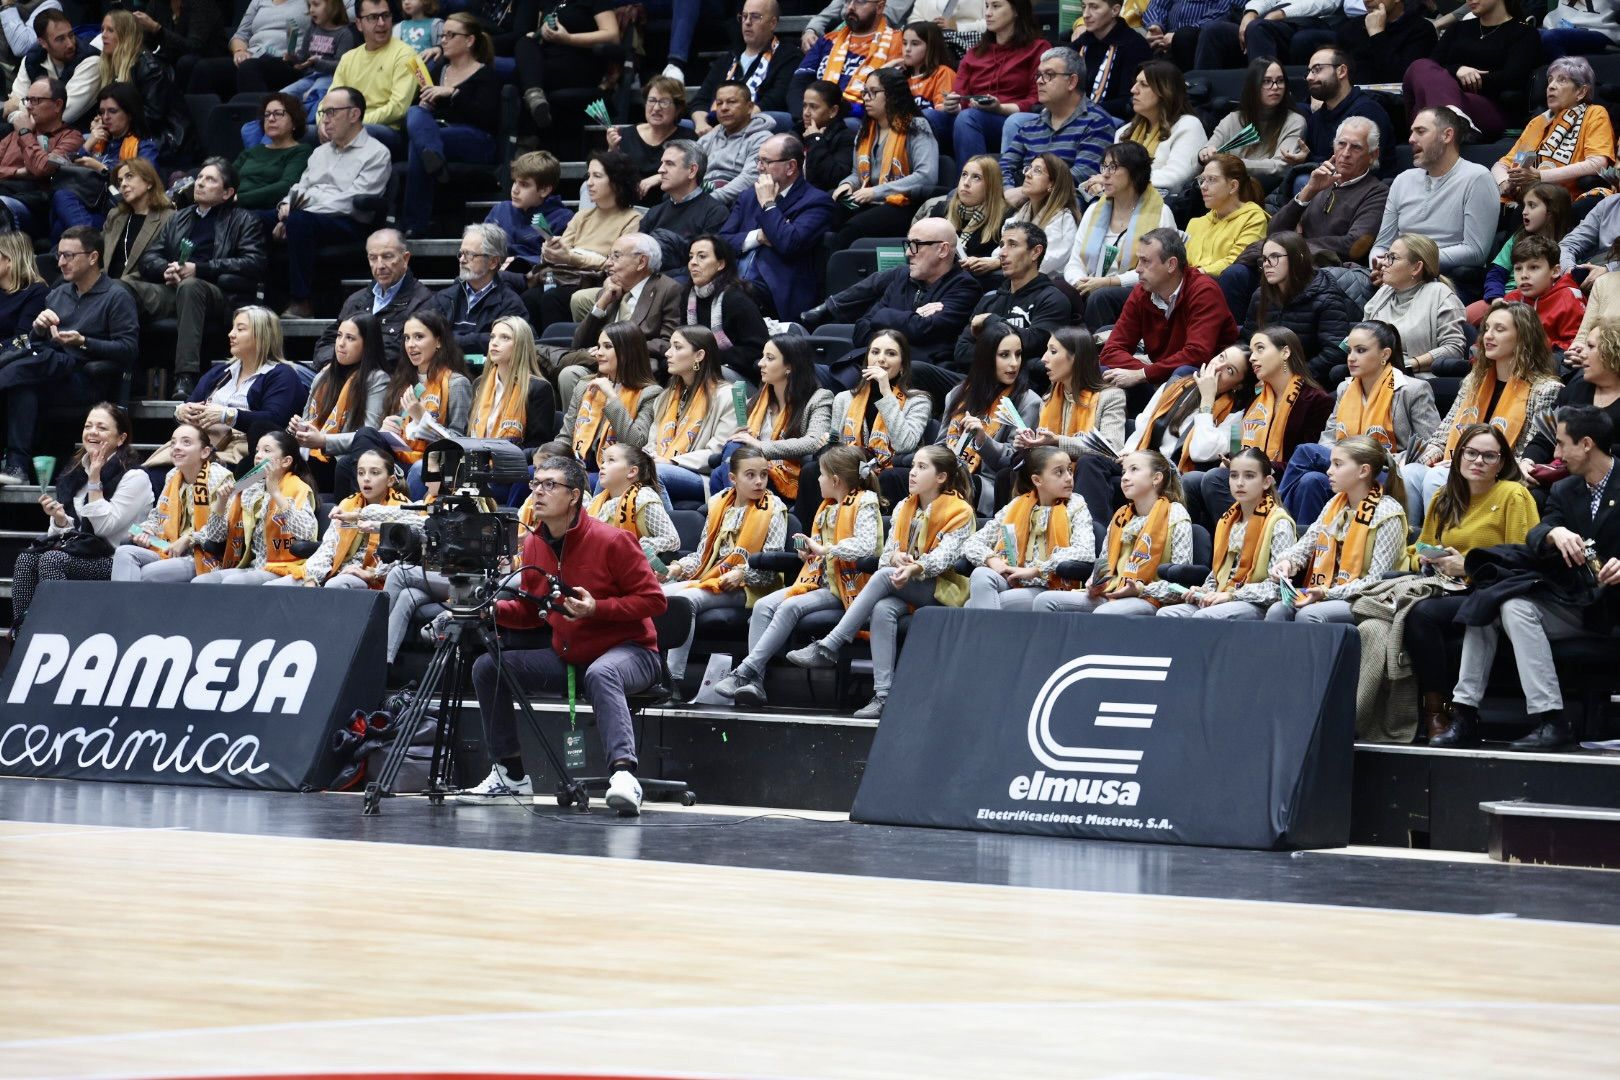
top-left (556, 785), bottom-right (574, 807)
top-left (680, 790), bottom-right (697, 806)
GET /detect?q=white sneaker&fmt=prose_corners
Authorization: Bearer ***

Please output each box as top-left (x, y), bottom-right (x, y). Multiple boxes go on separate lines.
top-left (454, 763), bottom-right (533, 804)
top-left (661, 62), bottom-right (685, 82)
top-left (605, 769), bottom-right (643, 816)
top-left (0, 466), bottom-right (26, 487)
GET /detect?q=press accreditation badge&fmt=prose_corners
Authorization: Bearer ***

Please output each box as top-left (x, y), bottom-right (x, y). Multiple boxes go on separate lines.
top-left (564, 731), bottom-right (587, 771)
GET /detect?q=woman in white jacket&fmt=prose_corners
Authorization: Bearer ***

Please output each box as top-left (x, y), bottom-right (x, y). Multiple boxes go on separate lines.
top-left (1116, 59), bottom-right (1205, 196)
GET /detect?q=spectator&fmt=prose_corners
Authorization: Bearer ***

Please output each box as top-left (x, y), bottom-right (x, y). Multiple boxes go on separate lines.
top-left (130, 158), bottom-right (265, 397)
top-left (1405, 0), bottom-right (1539, 142)
top-left (691, 0), bottom-right (801, 132)
top-left (467, 316), bottom-right (558, 458)
top-left (312, 228), bottom-right (434, 369)
top-left (1014, 327), bottom-right (1129, 458)
top-left (0, 230), bottom-right (47, 341)
top-left (1100, 227), bottom-right (1239, 390)
top-left (802, 216), bottom-right (983, 375)
top-left (551, 232), bottom-right (682, 402)
top-left (0, 227), bottom-right (135, 486)
top-left (830, 66), bottom-right (938, 248)
top-left (513, 0), bottom-right (619, 131)
top-left (558, 322), bottom-right (661, 473)
top-left (0, 76), bottom-right (83, 234)
top-left (1526, 323), bottom-right (1620, 471)
top-left (1370, 106), bottom-right (1498, 294)
top-left (697, 81), bottom-right (776, 207)
top-left (800, 79), bottom-right (855, 193)
top-left (3, 9), bottom-right (100, 129)
top-left (136, 0), bottom-right (230, 89)
top-left (347, 308), bottom-right (474, 476)
top-left (395, 0), bottom-right (445, 55)
top-left (1116, 59), bottom-right (1205, 196)
top-left (936, 326), bottom-right (1041, 511)
top-left (798, 0), bottom-right (916, 51)
top-left (713, 332), bottom-right (834, 497)
top-left (1070, 0), bottom-right (1151, 122)
top-left (1558, 188), bottom-right (1620, 278)
top-left (95, 10), bottom-right (190, 162)
top-left (1541, 0), bottom-right (1620, 59)
top-left (435, 222), bottom-right (527, 355)
top-left (50, 83), bottom-right (156, 235)
top-left (1007, 151), bottom-right (1081, 275)
top-left (1243, 232), bottom-right (1358, 383)
top-left (1000, 46), bottom-right (1115, 207)
top-left (1479, 183), bottom-right (1572, 317)
top-left (485, 150), bottom-right (574, 268)
top-left (682, 233), bottom-right (768, 383)
top-left (203, 0), bottom-right (309, 97)
top-left (949, 221), bottom-right (1069, 395)
top-left (232, 93), bottom-right (313, 219)
top-left (1363, 233), bottom-right (1469, 377)
top-left (191, 430), bottom-right (319, 584)
top-left (640, 141), bottom-right (731, 275)
top-left (1198, 59), bottom-right (1309, 182)
top-left (580, 443), bottom-right (681, 561)
top-left (636, 326), bottom-right (742, 503)
top-left (1186, 154), bottom-right (1269, 278)
top-left (792, 0), bottom-right (906, 113)
top-left (611, 75), bottom-right (688, 200)
top-left (172, 304), bottom-right (306, 462)
top-left (1301, 48), bottom-right (1394, 177)
top-left (327, 0), bottom-right (432, 155)
top-left (1220, 116), bottom-right (1387, 315)
top-left (291, 313), bottom-right (393, 496)
top-left (1502, 234), bottom-right (1587, 352)
top-left (1066, 141), bottom-right (1176, 328)
top-left (113, 420), bottom-right (235, 585)
top-left (1491, 57), bottom-right (1614, 204)
top-left (401, 11), bottom-right (501, 237)
top-left (1338, 0), bottom-right (1437, 86)
top-left (1137, 0), bottom-right (1240, 70)
top-left (278, 0), bottom-right (358, 110)
top-left (1206, 0), bottom-right (1342, 68)
top-left (900, 21), bottom-right (955, 137)
top-left (827, 329), bottom-right (934, 500)
top-left (940, 0), bottom-right (1043, 161)
top-left (720, 131), bottom-right (836, 319)
top-left (100, 160), bottom-right (174, 288)
top-left (917, 152), bottom-right (1012, 278)
top-left (277, 86), bottom-right (392, 319)
top-left (1439, 406), bottom-right (1620, 751)
top-left (524, 151), bottom-right (643, 329)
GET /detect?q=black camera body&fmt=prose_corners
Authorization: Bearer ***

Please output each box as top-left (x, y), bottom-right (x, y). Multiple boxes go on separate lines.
top-left (376, 438), bottom-right (531, 576)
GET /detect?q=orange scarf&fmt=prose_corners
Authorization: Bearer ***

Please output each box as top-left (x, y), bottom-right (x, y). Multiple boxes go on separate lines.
top-left (1104, 497), bottom-right (1172, 591)
top-left (156, 466), bottom-right (221, 575)
top-left (692, 487), bottom-right (777, 593)
top-left (1242, 376), bottom-right (1302, 465)
top-left (1334, 365), bottom-right (1398, 450)
top-left (588, 484), bottom-right (647, 539)
top-left (841, 382), bottom-right (906, 470)
top-left (1306, 486), bottom-right (1383, 589)
top-left (745, 389), bottom-right (801, 498)
top-left (1001, 492), bottom-right (1079, 591)
top-left (783, 492), bottom-right (876, 606)
top-left (572, 383), bottom-right (642, 463)
top-left (1210, 492), bottom-right (1286, 592)
top-left (396, 369), bottom-right (451, 466)
top-left (514, 495), bottom-right (540, 570)
top-left (1038, 386), bottom-right (1099, 437)
top-left (1132, 375), bottom-right (1232, 472)
top-left (944, 388), bottom-right (1011, 475)
top-left (1444, 369), bottom-right (1532, 456)
top-left (651, 380), bottom-right (712, 460)
top-left (309, 370), bottom-right (361, 463)
top-left (855, 121), bottom-right (913, 207)
top-left (820, 23), bottom-right (901, 104)
top-left (472, 371), bottom-right (528, 441)
top-left (221, 473), bottom-right (315, 576)
top-left (890, 492), bottom-right (974, 606)
top-left (318, 491), bottom-right (407, 586)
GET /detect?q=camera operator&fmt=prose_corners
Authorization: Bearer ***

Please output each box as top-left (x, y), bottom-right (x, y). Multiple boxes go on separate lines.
top-left (458, 454), bottom-right (667, 815)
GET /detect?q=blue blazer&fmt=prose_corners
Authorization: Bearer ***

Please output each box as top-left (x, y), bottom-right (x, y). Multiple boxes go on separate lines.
top-left (720, 179), bottom-right (835, 320)
top-left (190, 360), bottom-right (305, 437)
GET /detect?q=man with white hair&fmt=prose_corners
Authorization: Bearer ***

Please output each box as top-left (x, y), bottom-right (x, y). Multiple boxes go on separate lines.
top-left (549, 232), bottom-right (683, 401)
top-left (1219, 116), bottom-right (1388, 313)
top-left (432, 223), bottom-right (526, 354)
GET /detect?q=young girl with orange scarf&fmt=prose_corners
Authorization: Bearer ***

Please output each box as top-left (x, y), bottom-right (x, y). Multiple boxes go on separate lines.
top-left (661, 445), bottom-right (789, 684)
top-left (713, 445), bottom-right (884, 707)
top-left (587, 443), bottom-right (680, 562)
top-left (936, 327), bottom-right (1040, 512)
top-left (714, 333), bottom-right (834, 500)
top-left (273, 450), bottom-right (415, 589)
top-left (965, 446), bottom-right (1097, 610)
top-left (193, 430), bottom-right (319, 585)
top-left (114, 421), bottom-right (234, 583)
top-left (1035, 449), bottom-right (1192, 616)
top-left (1268, 435), bottom-right (1409, 624)
top-left (787, 445), bottom-right (975, 719)
top-left (634, 326), bottom-right (740, 504)
top-left (1159, 447), bottom-right (1297, 621)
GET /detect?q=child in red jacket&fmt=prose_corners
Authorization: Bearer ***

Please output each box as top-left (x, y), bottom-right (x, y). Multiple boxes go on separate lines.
top-left (1504, 234), bottom-right (1586, 351)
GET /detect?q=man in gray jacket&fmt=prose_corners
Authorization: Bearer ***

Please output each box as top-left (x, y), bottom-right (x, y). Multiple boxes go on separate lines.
top-left (695, 82), bottom-right (775, 206)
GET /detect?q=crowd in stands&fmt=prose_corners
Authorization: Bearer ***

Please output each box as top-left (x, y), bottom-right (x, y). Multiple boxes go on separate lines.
top-left (5, 0), bottom-right (1620, 764)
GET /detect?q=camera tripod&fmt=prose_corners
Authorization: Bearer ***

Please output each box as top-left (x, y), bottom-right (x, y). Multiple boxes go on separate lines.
top-left (362, 572), bottom-right (591, 815)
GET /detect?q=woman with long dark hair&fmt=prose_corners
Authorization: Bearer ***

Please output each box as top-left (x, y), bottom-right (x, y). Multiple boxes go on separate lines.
top-left (682, 233), bottom-right (768, 383)
top-left (941, 0), bottom-right (1044, 161)
top-left (1118, 59), bottom-right (1205, 195)
top-left (826, 329), bottom-right (935, 513)
top-left (635, 326), bottom-right (741, 504)
top-left (1243, 231), bottom-right (1360, 382)
top-left (559, 321), bottom-right (662, 477)
top-left (1017, 328), bottom-right (1127, 459)
top-left (715, 332), bottom-right (834, 500)
top-left (290, 313), bottom-right (392, 496)
top-left (832, 66), bottom-right (939, 249)
top-left (937, 326), bottom-right (1041, 510)
top-left (1199, 58), bottom-right (1306, 182)
top-left (402, 12), bottom-right (502, 236)
top-left (192, 428), bottom-right (318, 586)
top-left (525, 151), bottom-right (644, 328)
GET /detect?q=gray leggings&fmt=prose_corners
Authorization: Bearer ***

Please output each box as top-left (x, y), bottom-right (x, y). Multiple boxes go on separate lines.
top-left (1033, 591), bottom-right (1156, 616)
top-left (965, 565), bottom-right (1048, 610)
top-left (385, 565), bottom-right (451, 663)
top-left (738, 587), bottom-right (844, 679)
top-left (816, 570), bottom-right (940, 697)
top-left (194, 568), bottom-right (278, 585)
top-left (1158, 599), bottom-right (1263, 620)
top-left (1265, 598), bottom-right (1353, 624)
top-left (663, 581), bottom-right (746, 682)
top-left (111, 544), bottom-right (199, 583)
top-left (268, 573), bottom-right (370, 588)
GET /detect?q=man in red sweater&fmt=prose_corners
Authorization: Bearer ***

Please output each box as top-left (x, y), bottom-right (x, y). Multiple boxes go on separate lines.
top-left (1100, 228), bottom-right (1238, 391)
top-left (1504, 235), bottom-right (1586, 352)
top-left (459, 455), bottom-right (667, 815)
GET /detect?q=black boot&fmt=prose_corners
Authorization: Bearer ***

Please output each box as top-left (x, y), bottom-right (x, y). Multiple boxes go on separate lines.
top-left (1508, 713), bottom-right (1574, 751)
top-left (1429, 702), bottom-right (1480, 748)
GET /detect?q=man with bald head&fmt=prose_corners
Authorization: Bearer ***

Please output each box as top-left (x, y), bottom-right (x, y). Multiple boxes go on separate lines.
top-left (312, 228), bottom-right (435, 369)
top-left (801, 216), bottom-right (983, 372)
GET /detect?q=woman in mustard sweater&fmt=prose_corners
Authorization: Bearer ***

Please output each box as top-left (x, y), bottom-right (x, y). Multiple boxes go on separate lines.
top-left (1405, 423), bottom-right (1540, 744)
top-left (1184, 153), bottom-right (1268, 278)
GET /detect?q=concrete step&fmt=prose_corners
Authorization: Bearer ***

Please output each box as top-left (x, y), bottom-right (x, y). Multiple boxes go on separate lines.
top-left (1484, 800), bottom-right (1620, 870)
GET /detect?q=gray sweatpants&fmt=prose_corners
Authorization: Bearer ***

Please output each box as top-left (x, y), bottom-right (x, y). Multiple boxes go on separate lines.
top-left (1157, 599), bottom-right (1263, 620)
top-left (965, 565), bottom-right (1048, 610)
top-left (663, 581), bottom-right (746, 681)
top-left (111, 545), bottom-right (199, 583)
top-left (472, 643), bottom-right (661, 770)
top-left (1453, 597), bottom-right (1591, 715)
top-left (816, 571), bottom-right (939, 697)
top-left (194, 568), bottom-right (278, 585)
top-left (385, 565), bottom-right (451, 663)
top-left (738, 587), bottom-right (843, 679)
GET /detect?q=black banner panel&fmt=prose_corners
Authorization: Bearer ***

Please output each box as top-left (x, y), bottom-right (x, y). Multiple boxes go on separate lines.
top-left (0, 582), bottom-right (387, 791)
top-left (851, 609), bottom-right (1359, 850)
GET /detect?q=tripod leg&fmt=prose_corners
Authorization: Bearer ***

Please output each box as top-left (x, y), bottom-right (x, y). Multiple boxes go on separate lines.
top-left (429, 644), bottom-right (467, 803)
top-left (477, 626), bottom-right (591, 812)
top-left (364, 633), bottom-right (457, 815)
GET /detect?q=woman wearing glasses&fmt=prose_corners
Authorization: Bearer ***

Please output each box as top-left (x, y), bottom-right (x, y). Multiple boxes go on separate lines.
top-left (831, 67), bottom-right (939, 251)
top-left (1242, 232), bottom-right (1359, 384)
top-left (50, 84), bottom-right (158, 235)
top-left (1362, 234), bottom-right (1470, 380)
top-left (1198, 59), bottom-right (1306, 183)
top-left (1066, 142), bottom-right (1175, 330)
top-left (608, 75), bottom-right (687, 201)
top-left (232, 94), bottom-right (313, 230)
top-left (1184, 154), bottom-right (1268, 280)
top-left (402, 12), bottom-right (501, 236)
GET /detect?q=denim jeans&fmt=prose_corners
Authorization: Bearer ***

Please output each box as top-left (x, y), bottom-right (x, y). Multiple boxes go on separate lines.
top-left (949, 107), bottom-right (1009, 163)
top-left (402, 106), bottom-right (496, 232)
top-left (657, 461), bottom-right (710, 505)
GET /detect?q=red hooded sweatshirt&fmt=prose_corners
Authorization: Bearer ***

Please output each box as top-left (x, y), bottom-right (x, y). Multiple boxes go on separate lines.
top-left (1506, 273), bottom-right (1587, 350)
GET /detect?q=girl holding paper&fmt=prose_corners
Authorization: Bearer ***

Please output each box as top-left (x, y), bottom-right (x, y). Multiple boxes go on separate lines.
top-left (1034, 449), bottom-right (1192, 616)
top-left (274, 449), bottom-right (415, 590)
top-left (587, 443), bottom-right (680, 563)
top-left (1015, 328), bottom-right (1127, 461)
top-left (634, 326), bottom-right (741, 505)
top-left (787, 444), bottom-right (975, 720)
top-left (193, 430), bottom-right (319, 586)
top-left (1159, 447), bottom-right (1296, 622)
top-left (660, 446), bottom-right (789, 685)
top-left (712, 445), bottom-right (884, 707)
top-left (345, 310), bottom-right (473, 497)
top-left (964, 446), bottom-right (1097, 610)
top-left (465, 315), bottom-right (557, 504)
top-left (935, 328), bottom-right (1041, 512)
top-left (114, 421), bottom-right (234, 584)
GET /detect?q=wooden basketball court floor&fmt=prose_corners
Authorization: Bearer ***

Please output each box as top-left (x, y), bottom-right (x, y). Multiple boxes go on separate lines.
top-left (3, 777), bottom-right (1619, 1080)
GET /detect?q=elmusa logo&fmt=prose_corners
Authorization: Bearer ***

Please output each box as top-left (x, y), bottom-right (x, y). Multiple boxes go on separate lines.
top-left (1010, 654), bottom-right (1171, 805)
